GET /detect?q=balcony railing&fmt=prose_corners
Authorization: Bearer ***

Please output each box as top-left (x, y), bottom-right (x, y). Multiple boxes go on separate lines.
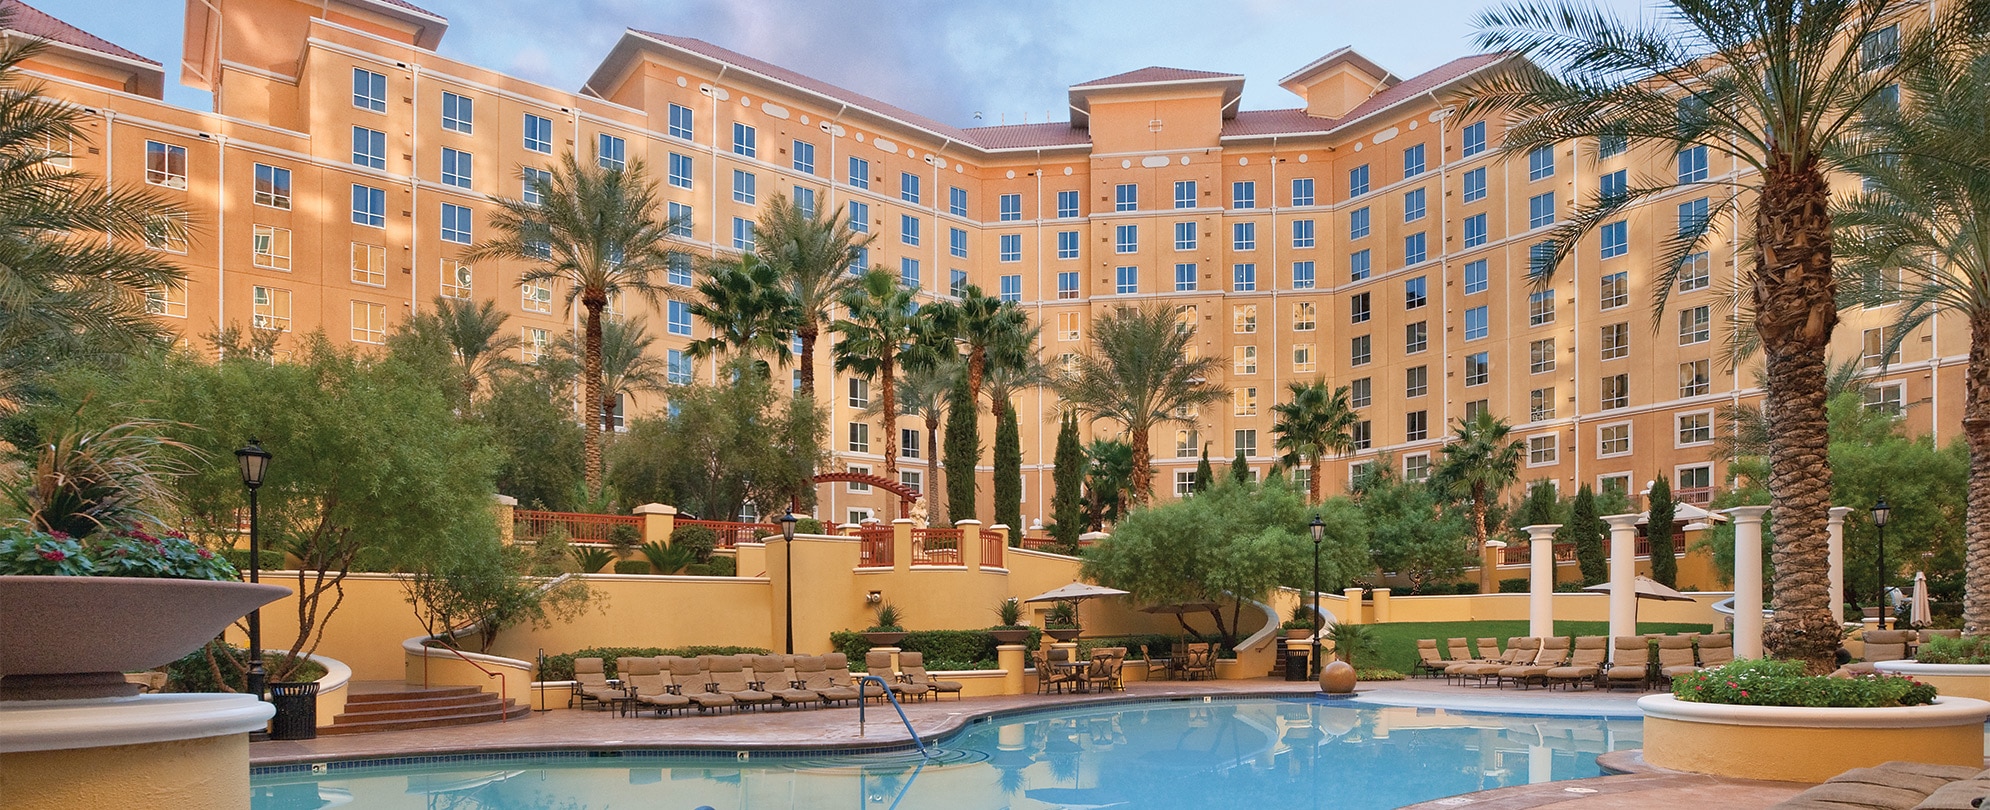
top-left (514, 510), bottom-right (640, 544)
top-left (981, 529), bottom-right (1007, 569)
top-left (857, 527), bottom-right (894, 567)
top-left (1635, 535), bottom-right (1690, 557)
top-left (910, 529), bottom-right (960, 566)
top-left (1677, 487), bottom-right (1714, 506)
top-left (676, 518), bottom-right (777, 549)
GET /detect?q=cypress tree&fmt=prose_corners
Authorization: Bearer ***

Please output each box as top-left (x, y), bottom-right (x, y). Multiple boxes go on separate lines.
top-left (1567, 485), bottom-right (1607, 585)
top-left (1647, 476), bottom-right (1679, 588)
top-left (1192, 442), bottom-right (1214, 494)
top-left (943, 371), bottom-right (979, 524)
top-left (1230, 446), bottom-right (1250, 485)
top-left (993, 398), bottom-right (1021, 533)
top-left (1050, 412), bottom-right (1084, 549)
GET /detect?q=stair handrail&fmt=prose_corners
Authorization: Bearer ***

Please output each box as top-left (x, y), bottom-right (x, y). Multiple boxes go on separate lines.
top-left (855, 674), bottom-right (932, 759)
top-left (401, 635), bottom-right (529, 723)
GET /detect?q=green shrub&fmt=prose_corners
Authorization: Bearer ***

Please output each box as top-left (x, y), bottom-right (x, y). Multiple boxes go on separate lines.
top-left (167, 642), bottom-right (328, 693)
top-left (1498, 578), bottom-right (1530, 594)
top-left (606, 524), bottom-right (641, 551)
top-left (794, 517), bottom-right (825, 535)
top-left (222, 548), bottom-right (285, 572)
top-left (868, 601), bottom-right (905, 632)
top-left (1673, 659), bottom-right (1938, 708)
top-left (569, 547), bottom-right (612, 573)
top-left (683, 563), bottom-right (712, 576)
top-left (612, 560), bottom-right (649, 575)
top-left (640, 540), bottom-right (693, 574)
top-left (1553, 580), bottom-right (1589, 593)
top-left (539, 645), bottom-right (771, 681)
top-left (828, 629), bottom-right (1046, 671)
top-left (1916, 635), bottom-right (1990, 665)
top-left (1356, 668), bottom-right (1406, 681)
top-left (671, 525), bottom-right (719, 562)
top-left (706, 555), bottom-right (736, 577)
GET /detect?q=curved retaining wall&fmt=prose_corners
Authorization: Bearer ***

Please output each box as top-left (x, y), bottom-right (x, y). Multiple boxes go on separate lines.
top-left (1638, 694), bottom-right (1990, 782)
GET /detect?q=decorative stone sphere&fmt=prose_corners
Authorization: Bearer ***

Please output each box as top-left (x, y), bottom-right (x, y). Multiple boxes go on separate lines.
top-left (1319, 660), bottom-right (1357, 694)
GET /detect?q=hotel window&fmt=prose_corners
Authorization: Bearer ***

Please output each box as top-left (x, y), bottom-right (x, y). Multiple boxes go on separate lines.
top-left (1405, 276), bottom-right (1427, 309)
top-left (143, 214), bottom-right (188, 253)
top-left (352, 67), bottom-right (387, 112)
top-left (1678, 145), bottom-right (1709, 184)
top-left (145, 284), bottom-right (187, 318)
top-left (849, 423), bottom-right (870, 453)
top-left (1602, 374), bottom-right (1629, 409)
top-left (1405, 232), bottom-right (1427, 265)
top-left (1465, 306), bottom-right (1489, 340)
top-left (1862, 326), bottom-right (1900, 368)
top-left (1175, 429), bottom-right (1199, 458)
top-left (1528, 435), bottom-right (1558, 465)
top-left (1464, 213), bottom-right (1487, 247)
top-left (1292, 261), bottom-right (1316, 289)
top-left (251, 285), bottom-right (292, 332)
top-left (1405, 188), bottom-right (1427, 221)
top-left (849, 378), bottom-right (870, 408)
top-left (1058, 311), bottom-right (1082, 342)
top-left (1291, 219), bottom-right (1315, 249)
top-left (1115, 183), bottom-right (1137, 211)
top-left (441, 147), bottom-right (472, 189)
top-left (441, 203), bottom-right (472, 244)
top-left (1351, 334), bottom-right (1371, 366)
top-left (1528, 192), bottom-right (1556, 229)
top-left (1678, 197), bottom-right (1709, 237)
top-left (1465, 352), bottom-right (1489, 386)
top-left (1600, 271), bottom-right (1628, 309)
top-left (937, 186), bottom-right (962, 218)
top-left (1352, 422), bottom-right (1373, 451)
top-left (1232, 181), bottom-right (1256, 209)
top-left (1679, 251), bottom-right (1712, 292)
top-left (1599, 424), bottom-right (1631, 456)
top-left (1293, 343), bottom-right (1316, 373)
top-left (848, 157), bottom-right (870, 189)
top-left (351, 300), bottom-right (386, 344)
top-left (999, 193), bottom-right (1022, 221)
top-left (792, 140), bottom-right (816, 175)
top-left (1406, 321), bottom-right (1428, 354)
top-left (1174, 180), bottom-right (1197, 209)
top-left (1679, 305), bottom-right (1711, 345)
top-left (1292, 177), bottom-right (1315, 206)
top-left (1862, 23), bottom-right (1900, 70)
top-left (1234, 304), bottom-right (1258, 333)
top-left (1600, 322), bottom-right (1629, 360)
top-left (1350, 377), bottom-right (1371, 408)
top-left (351, 184), bottom-right (386, 228)
top-left (1235, 429), bottom-right (1258, 457)
top-left (1406, 411), bottom-right (1429, 443)
top-left (1233, 387), bottom-right (1258, 416)
top-left (521, 278), bottom-right (552, 313)
top-left (524, 113), bottom-right (553, 153)
top-left (441, 260), bottom-right (472, 299)
top-left (1293, 302), bottom-right (1316, 331)
top-left (1864, 382), bottom-right (1905, 416)
top-left (667, 202), bottom-right (693, 236)
top-left (1598, 169), bottom-right (1629, 204)
top-left (1057, 230), bottom-right (1079, 259)
top-left (440, 91), bottom-right (473, 133)
top-left (1170, 470), bottom-right (1198, 498)
top-left (731, 123), bottom-right (756, 158)
top-left (1406, 365), bottom-right (1428, 398)
top-left (1677, 412), bottom-right (1713, 446)
top-left (1599, 132), bottom-right (1627, 158)
top-left (901, 173), bottom-right (922, 204)
top-left (1175, 263), bottom-right (1198, 291)
top-left (999, 274), bottom-right (1022, 302)
top-left (1115, 224), bottom-right (1138, 253)
top-left (733, 217), bottom-right (755, 251)
top-left (1464, 259), bottom-right (1488, 294)
top-left (1527, 145), bottom-right (1555, 180)
top-left (351, 243), bottom-right (386, 287)
top-left (848, 201), bottom-right (869, 232)
top-left (523, 167), bottom-right (551, 205)
top-left (1403, 144), bottom-right (1426, 178)
top-left (1529, 338), bottom-right (1556, 374)
top-left (251, 225), bottom-right (291, 271)
top-left (253, 164), bottom-right (291, 209)
top-left (1680, 359), bottom-right (1711, 397)
top-left (1350, 292), bottom-right (1371, 324)
top-left (950, 269), bottom-right (969, 298)
top-left (1233, 221), bottom-right (1255, 251)
top-left (1530, 387), bottom-right (1557, 422)
top-left (949, 228), bottom-right (970, 259)
top-left (1175, 305), bottom-right (1197, 334)
top-left (1175, 221), bottom-right (1197, 251)
top-left (1056, 189), bottom-right (1079, 218)
top-left (1463, 167), bottom-right (1487, 202)
top-left (1462, 121), bottom-right (1487, 156)
top-left (794, 186), bottom-right (816, 217)
top-left (1601, 220), bottom-right (1628, 258)
top-left (1115, 266), bottom-right (1138, 294)
top-left (666, 348), bottom-right (691, 383)
top-left (668, 252), bottom-right (693, 286)
top-left (352, 127), bottom-right (385, 169)
top-left (665, 299), bottom-right (692, 337)
top-left (1350, 207), bottom-right (1370, 239)
top-left (1465, 400), bottom-right (1489, 421)
top-left (733, 170), bottom-right (757, 204)
top-left (900, 214), bottom-right (920, 247)
top-left (667, 103), bottom-right (693, 140)
top-left (1057, 271), bottom-right (1079, 299)
top-left (1528, 288), bottom-right (1555, 326)
top-left (598, 134), bottom-right (626, 170)
top-left (1234, 346), bottom-right (1258, 375)
top-left (1233, 263), bottom-right (1256, 292)
top-left (1000, 234), bottom-right (1023, 262)
top-left (661, 153), bottom-right (692, 189)
top-left (900, 257), bottom-right (920, 287)
top-left (1348, 164), bottom-right (1370, 197)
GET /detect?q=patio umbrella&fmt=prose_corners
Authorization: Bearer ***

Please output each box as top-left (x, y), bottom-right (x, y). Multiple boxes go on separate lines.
top-left (1024, 582), bottom-right (1130, 630)
top-left (1582, 575), bottom-right (1696, 628)
top-left (1909, 571), bottom-right (1932, 628)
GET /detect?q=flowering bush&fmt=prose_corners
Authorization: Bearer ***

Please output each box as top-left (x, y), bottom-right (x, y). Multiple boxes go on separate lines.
top-left (1916, 635), bottom-right (1990, 665)
top-left (1673, 659), bottom-right (1937, 708)
top-left (0, 524), bottom-right (238, 581)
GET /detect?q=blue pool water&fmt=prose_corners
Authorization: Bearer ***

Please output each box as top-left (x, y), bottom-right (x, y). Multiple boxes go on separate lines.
top-left (250, 698), bottom-right (1640, 809)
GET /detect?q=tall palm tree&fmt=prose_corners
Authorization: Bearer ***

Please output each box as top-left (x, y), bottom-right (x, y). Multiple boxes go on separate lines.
top-left (861, 358), bottom-right (959, 519)
top-left (466, 153), bottom-right (680, 495)
top-left (927, 284), bottom-right (1029, 402)
top-left (418, 297), bottom-right (520, 402)
top-left (1056, 304), bottom-right (1223, 503)
top-left (1835, 48), bottom-right (1990, 635)
top-left (1713, 358), bottom-right (1870, 462)
top-left (586, 316), bottom-right (669, 433)
top-left (830, 269), bottom-right (927, 481)
top-left (1462, 0), bottom-right (1982, 670)
top-left (755, 193), bottom-right (873, 399)
top-left (1429, 411), bottom-right (1525, 553)
top-left (685, 251), bottom-right (798, 376)
top-left (1271, 379), bottom-right (1358, 505)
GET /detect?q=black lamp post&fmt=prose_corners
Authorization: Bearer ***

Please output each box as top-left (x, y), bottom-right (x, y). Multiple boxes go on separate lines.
top-left (1871, 498), bottom-right (1891, 630)
top-left (234, 439), bottom-right (272, 701)
top-left (780, 512), bottom-right (799, 655)
top-left (1310, 513), bottom-right (1325, 677)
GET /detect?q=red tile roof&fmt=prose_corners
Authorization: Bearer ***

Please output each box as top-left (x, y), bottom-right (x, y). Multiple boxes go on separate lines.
top-left (0, 0), bottom-right (157, 66)
top-left (959, 121), bottom-right (1090, 150)
top-left (1072, 66), bottom-right (1243, 88)
top-left (363, 0), bottom-right (446, 20)
top-left (1219, 53), bottom-right (1514, 139)
top-left (1221, 108), bottom-right (1325, 138)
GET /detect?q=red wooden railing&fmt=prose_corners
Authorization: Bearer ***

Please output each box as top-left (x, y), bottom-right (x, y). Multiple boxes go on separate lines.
top-left (910, 528), bottom-right (960, 566)
top-left (1677, 487), bottom-right (1714, 505)
top-left (981, 529), bottom-right (1007, 569)
top-left (858, 527), bottom-right (894, 567)
top-left (514, 509), bottom-right (640, 543)
top-left (1634, 535), bottom-right (1691, 557)
top-left (1501, 542), bottom-right (1577, 567)
top-left (676, 518), bottom-right (778, 548)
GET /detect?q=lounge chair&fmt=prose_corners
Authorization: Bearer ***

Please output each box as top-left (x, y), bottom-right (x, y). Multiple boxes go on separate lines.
top-left (1473, 637), bottom-right (1502, 661)
top-left (1450, 637), bottom-right (1536, 685)
top-left (1697, 633), bottom-right (1735, 668)
top-left (707, 655), bottom-right (776, 710)
top-left (1445, 637), bottom-right (1472, 662)
top-left (1767, 761), bottom-right (1987, 810)
top-left (1656, 636), bottom-right (1699, 683)
top-left (899, 651), bottom-right (964, 700)
top-left (816, 653), bottom-right (866, 705)
top-left (1602, 636), bottom-right (1653, 691)
top-left (1544, 636), bottom-right (1609, 690)
top-left (1498, 636), bottom-right (1570, 689)
top-left (1412, 639), bottom-right (1448, 679)
top-left (665, 656), bottom-right (736, 713)
top-left (865, 651), bottom-right (923, 701)
top-left (1861, 630), bottom-right (1911, 662)
top-left (625, 658), bottom-right (689, 716)
top-left (572, 657), bottom-right (617, 709)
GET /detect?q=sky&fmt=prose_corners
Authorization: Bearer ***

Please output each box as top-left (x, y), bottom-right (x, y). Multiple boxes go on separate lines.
top-left (38, 0), bottom-right (1648, 126)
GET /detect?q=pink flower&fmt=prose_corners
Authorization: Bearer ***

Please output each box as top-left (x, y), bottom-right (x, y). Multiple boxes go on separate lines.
top-left (48, 531), bottom-right (70, 540)
top-left (165, 530), bottom-right (187, 540)
top-left (38, 549), bottom-right (65, 562)
top-left (195, 548), bottom-right (213, 560)
top-left (1739, 690), bottom-right (1749, 697)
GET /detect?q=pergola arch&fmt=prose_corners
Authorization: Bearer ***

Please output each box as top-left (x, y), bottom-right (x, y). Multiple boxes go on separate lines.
top-left (811, 472), bottom-right (920, 518)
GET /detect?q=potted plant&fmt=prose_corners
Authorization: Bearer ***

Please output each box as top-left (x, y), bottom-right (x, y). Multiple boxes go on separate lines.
top-left (1042, 601), bottom-right (1081, 642)
top-left (1281, 605), bottom-right (1316, 640)
top-left (989, 597), bottom-right (1030, 644)
top-left (861, 601), bottom-right (908, 646)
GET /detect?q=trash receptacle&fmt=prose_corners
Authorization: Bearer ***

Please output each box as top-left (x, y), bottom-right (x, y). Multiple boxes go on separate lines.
top-left (268, 681), bottom-right (318, 740)
top-left (1284, 648), bottom-right (1310, 681)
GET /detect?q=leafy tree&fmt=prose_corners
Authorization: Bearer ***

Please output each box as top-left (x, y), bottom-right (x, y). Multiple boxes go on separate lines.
top-left (831, 269), bottom-right (927, 481)
top-left (1563, 485), bottom-right (1607, 586)
top-left (993, 398), bottom-right (1021, 532)
top-left (753, 193), bottom-right (873, 397)
top-left (402, 535), bottom-right (595, 653)
top-left (925, 285), bottom-right (1029, 407)
top-left (1648, 476), bottom-right (1679, 588)
top-left (1050, 411), bottom-right (1085, 549)
top-left (1271, 379), bottom-right (1357, 504)
top-left (469, 373), bottom-right (584, 511)
top-left (981, 322), bottom-right (1047, 530)
top-left (1430, 411), bottom-right (1524, 552)
top-left (1057, 304), bottom-right (1223, 503)
top-left (389, 297), bottom-right (520, 405)
top-left (606, 358), bottom-right (824, 521)
top-left (1510, 480), bottom-right (1563, 535)
top-left (685, 251), bottom-right (798, 376)
top-left (943, 367), bottom-right (979, 523)
top-left (1356, 462), bottom-right (1473, 593)
top-left (1229, 446), bottom-right (1250, 485)
top-left (1193, 443), bottom-right (1214, 495)
top-left (467, 153), bottom-right (679, 496)
top-left (1464, 0), bottom-right (1987, 671)
top-left (1825, 396), bottom-right (1969, 619)
top-left (1083, 439), bottom-right (1134, 531)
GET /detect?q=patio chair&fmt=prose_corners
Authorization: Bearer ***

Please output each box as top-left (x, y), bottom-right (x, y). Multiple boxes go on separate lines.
top-left (1411, 639), bottom-right (1448, 679)
top-left (1081, 650), bottom-right (1119, 693)
top-left (706, 655), bottom-right (776, 710)
top-left (864, 651), bottom-right (923, 701)
top-left (1861, 630), bottom-right (1911, 663)
top-left (1544, 636), bottom-right (1609, 690)
top-left (1034, 646), bottom-right (1078, 694)
top-left (1449, 637), bottom-right (1536, 685)
top-left (1602, 636), bottom-right (1654, 691)
top-left (1184, 643), bottom-right (1217, 681)
top-left (665, 656), bottom-right (735, 713)
top-left (1135, 644), bottom-right (1170, 681)
top-left (899, 651), bottom-right (963, 700)
top-left (1497, 636), bottom-right (1570, 689)
top-left (1445, 637), bottom-right (1472, 662)
top-left (816, 653), bottom-right (865, 706)
top-left (1696, 633), bottom-right (1735, 668)
top-left (572, 657), bottom-right (617, 709)
top-left (1091, 647), bottom-right (1128, 691)
top-left (625, 658), bottom-right (689, 716)
top-left (1656, 635), bottom-right (1699, 684)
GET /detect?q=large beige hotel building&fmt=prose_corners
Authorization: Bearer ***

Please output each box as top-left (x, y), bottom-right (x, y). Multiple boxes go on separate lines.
top-left (12, 0), bottom-right (1959, 524)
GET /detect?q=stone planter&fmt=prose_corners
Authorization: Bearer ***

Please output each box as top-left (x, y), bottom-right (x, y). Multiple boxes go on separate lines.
top-left (1638, 693), bottom-right (1990, 782)
top-left (1873, 660), bottom-right (1990, 702)
top-left (0, 576), bottom-right (291, 700)
top-left (1043, 628), bottom-right (1082, 642)
top-left (860, 631), bottom-right (907, 646)
top-left (988, 628), bottom-right (1031, 645)
top-left (1285, 628), bottom-right (1314, 641)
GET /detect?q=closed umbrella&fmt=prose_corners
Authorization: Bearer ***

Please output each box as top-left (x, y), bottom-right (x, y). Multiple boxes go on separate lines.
top-left (1909, 571), bottom-right (1932, 628)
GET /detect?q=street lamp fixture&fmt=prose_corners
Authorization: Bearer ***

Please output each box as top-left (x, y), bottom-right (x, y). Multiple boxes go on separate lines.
top-left (233, 439), bottom-right (273, 703)
top-left (780, 512), bottom-right (799, 655)
top-left (1871, 498), bottom-right (1891, 630)
top-left (1310, 514), bottom-right (1325, 678)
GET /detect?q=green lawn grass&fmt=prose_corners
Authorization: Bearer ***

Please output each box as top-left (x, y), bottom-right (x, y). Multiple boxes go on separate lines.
top-left (1355, 620), bottom-right (1714, 674)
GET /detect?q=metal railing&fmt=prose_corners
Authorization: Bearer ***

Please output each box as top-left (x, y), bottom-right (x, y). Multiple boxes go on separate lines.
top-left (514, 510), bottom-right (640, 544)
top-left (858, 527), bottom-right (894, 567)
top-left (1677, 487), bottom-right (1714, 505)
top-left (1634, 535), bottom-right (1690, 557)
top-left (909, 529), bottom-right (959, 566)
top-left (1500, 542), bottom-right (1577, 567)
top-left (981, 529), bottom-right (1006, 569)
top-left (676, 518), bottom-right (777, 549)
top-left (855, 674), bottom-right (931, 759)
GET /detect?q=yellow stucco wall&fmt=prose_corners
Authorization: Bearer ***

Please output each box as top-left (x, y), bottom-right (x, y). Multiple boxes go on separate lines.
top-left (0, 735), bottom-right (250, 810)
top-left (1643, 715), bottom-right (1985, 782)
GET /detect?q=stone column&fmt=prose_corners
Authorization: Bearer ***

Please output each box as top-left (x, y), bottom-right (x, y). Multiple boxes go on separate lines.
top-left (891, 518), bottom-right (914, 575)
top-left (634, 503), bottom-right (677, 546)
top-left (1524, 524), bottom-right (1562, 639)
top-left (1728, 506), bottom-right (1771, 659)
top-left (493, 494), bottom-right (517, 545)
top-left (1604, 514), bottom-right (1641, 639)
top-left (1480, 540), bottom-right (1505, 595)
top-left (1341, 587), bottom-right (1365, 625)
top-left (1372, 588), bottom-right (1392, 624)
top-left (956, 519), bottom-right (983, 570)
top-left (997, 645), bottom-right (1026, 695)
top-left (1828, 506), bottom-right (1851, 621)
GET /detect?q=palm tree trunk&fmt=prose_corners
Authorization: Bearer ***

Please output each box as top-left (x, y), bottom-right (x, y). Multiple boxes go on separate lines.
top-left (968, 347), bottom-right (985, 402)
top-left (601, 392), bottom-right (616, 435)
top-left (926, 415), bottom-right (940, 527)
top-left (1753, 155), bottom-right (1840, 673)
top-left (1964, 316), bottom-right (1990, 637)
top-left (1309, 452), bottom-right (1323, 505)
top-left (881, 348), bottom-right (898, 481)
top-left (1470, 482), bottom-right (1489, 552)
top-left (1129, 427), bottom-right (1153, 504)
top-left (798, 323), bottom-right (819, 398)
top-left (580, 301), bottom-right (607, 498)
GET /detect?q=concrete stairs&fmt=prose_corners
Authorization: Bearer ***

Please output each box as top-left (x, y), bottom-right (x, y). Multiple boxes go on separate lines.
top-left (321, 685), bottom-right (528, 735)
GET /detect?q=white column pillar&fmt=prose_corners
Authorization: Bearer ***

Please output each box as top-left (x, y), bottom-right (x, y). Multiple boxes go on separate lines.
top-left (1728, 506), bottom-right (1771, 659)
top-left (1524, 524), bottom-right (1561, 639)
top-left (1827, 506), bottom-right (1851, 622)
top-left (1604, 514), bottom-right (1641, 639)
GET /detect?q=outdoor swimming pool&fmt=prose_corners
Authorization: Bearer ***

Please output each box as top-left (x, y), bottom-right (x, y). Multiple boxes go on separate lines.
top-left (250, 698), bottom-right (1640, 809)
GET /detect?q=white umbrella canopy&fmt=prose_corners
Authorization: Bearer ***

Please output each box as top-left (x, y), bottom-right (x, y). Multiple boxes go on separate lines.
top-left (1024, 582), bottom-right (1131, 603)
top-left (1910, 571), bottom-right (1932, 628)
top-left (1581, 575), bottom-right (1696, 603)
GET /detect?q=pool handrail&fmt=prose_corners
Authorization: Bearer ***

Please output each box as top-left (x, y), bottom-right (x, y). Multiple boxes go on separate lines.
top-left (856, 674), bottom-right (932, 759)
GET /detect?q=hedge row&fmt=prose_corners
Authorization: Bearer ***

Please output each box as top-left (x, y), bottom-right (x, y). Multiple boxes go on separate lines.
top-left (539, 645), bottom-right (772, 681)
top-left (603, 557), bottom-right (738, 576)
top-left (829, 629), bottom-right (1049, 671)
top-left (1674, 659), bottom-right (1937, 708)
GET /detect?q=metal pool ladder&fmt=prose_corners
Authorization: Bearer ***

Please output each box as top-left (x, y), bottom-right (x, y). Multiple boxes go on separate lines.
top-left (856, 675), bottom-right (933, 759)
